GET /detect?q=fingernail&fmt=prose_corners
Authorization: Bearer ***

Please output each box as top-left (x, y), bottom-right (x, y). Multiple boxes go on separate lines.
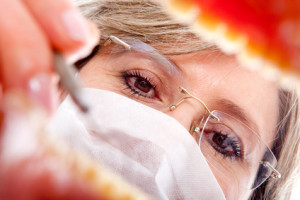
top-left (27, 74), bottom-right (56, 113)
top-left (66, 36), bottom-right (98, 64)
top-left (67, 22), bottom-right (100, 64)
top-left (61, 10), bottom-right (90, 42)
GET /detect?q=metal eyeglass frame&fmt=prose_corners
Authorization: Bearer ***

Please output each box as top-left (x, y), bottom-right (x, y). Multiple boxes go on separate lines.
top-left (102, 35), bottom-right (282, 184)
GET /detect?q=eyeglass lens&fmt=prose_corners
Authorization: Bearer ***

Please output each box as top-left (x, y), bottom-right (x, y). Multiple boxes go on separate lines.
top-left (192, 110), bottom-right (277, 190)
top-left (93, 36), bottom-right (279, 191)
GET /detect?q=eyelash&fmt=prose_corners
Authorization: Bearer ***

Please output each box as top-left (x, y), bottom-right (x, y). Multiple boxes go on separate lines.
top-left (203, 128), bottom-right (244, 161)
top-left (121, 70), bottom-right (244, 161)
top-left (121, 70), bottom-right (158, 99)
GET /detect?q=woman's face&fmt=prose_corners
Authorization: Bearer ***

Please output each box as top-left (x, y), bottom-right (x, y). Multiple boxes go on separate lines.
top-left (78, 41), bottom-right (279, 199)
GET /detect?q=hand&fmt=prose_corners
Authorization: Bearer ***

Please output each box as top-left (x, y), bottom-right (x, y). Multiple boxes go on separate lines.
top-left (0, 0), bottom-right (98, 112)
top-left (0, 1), bottom-right (99, 198)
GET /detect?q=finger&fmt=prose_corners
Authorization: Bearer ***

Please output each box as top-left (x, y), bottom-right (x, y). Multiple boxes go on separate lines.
top-left (23, 0), bottom-right (99, 56)
top-left (0, 0), bottom-right (54, 111)
top-left (67, 20), bottom-right (101, 64)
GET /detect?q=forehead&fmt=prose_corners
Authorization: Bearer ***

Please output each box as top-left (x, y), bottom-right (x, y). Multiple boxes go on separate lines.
top-left (168, 51), bottom-right (279, 145)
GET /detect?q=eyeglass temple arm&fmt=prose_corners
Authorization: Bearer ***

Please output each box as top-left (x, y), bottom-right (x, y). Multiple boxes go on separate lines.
top-left (260, 161), bottom-right (281, 179)
top-left (169, 87), bottom-right (220, 121)
top-left (104, 35), bottom-right (131, 50)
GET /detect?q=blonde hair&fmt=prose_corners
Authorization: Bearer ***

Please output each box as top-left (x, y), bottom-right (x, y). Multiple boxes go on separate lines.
top-left (73, 0), bottom-right (300, 199)
top-left (73, 0), bottom-right (217, 55)
top-left (251, 89), bottom-right (300, 200)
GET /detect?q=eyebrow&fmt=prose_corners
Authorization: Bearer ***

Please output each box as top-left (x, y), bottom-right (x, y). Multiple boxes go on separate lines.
top-left (215, 98), bottom-right (259, 134)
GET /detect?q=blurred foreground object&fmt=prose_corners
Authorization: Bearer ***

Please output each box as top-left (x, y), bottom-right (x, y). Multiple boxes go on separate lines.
top-left (0, 91), bottom-right (153, 200)
top-left (164, 0), bottom-right (300, 86)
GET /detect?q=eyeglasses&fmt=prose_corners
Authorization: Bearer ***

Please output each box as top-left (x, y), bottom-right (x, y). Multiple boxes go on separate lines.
top-left (97, 35), bottom-right (281, 191)
top-left (169, 86), bottom-right (281, 190)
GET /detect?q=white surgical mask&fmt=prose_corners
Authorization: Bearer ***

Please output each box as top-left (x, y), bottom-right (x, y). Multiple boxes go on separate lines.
top-left (46, 88), bottom-right (226, 200)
